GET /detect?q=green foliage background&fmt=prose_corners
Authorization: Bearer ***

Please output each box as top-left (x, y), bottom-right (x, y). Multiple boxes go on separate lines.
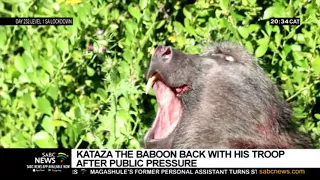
top-left (0, 0), bottom-right (320, 149)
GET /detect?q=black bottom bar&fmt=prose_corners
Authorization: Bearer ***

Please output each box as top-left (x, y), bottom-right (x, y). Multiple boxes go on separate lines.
top-left (70, 168), bottom-right (317, 176)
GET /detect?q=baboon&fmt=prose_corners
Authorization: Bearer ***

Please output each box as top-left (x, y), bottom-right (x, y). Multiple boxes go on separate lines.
top-left (143, 41), bottom-right (314, 149)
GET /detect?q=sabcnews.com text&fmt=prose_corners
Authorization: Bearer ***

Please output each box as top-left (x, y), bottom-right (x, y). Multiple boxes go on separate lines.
top-left (259, 169), bottom-right (305, 175)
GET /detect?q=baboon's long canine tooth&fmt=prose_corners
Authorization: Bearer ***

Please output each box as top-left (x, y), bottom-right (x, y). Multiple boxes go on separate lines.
top-left (145, 76), bottom-right (156, 94)
top-left (145, 73), bottom-right (159, 94)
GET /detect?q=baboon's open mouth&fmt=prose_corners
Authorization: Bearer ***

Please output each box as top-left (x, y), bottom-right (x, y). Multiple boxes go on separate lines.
top-left (145, 73), bottom-right (189, 140)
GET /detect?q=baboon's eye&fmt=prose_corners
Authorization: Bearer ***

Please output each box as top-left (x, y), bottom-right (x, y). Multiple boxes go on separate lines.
top-left (225, 56), bottom-right (235, 62)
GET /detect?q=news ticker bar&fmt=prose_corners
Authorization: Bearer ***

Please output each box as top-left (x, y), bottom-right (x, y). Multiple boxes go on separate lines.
top-left (71, 168), bottom-right (317, 176)
top-left (0, 17), bottom-right (73, 25)
top-left (5, 167), bottom-right (319, 176)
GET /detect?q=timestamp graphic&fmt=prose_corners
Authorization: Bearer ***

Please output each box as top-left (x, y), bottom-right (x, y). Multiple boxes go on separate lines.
top-left (269, 18), bottom-right (300, 25)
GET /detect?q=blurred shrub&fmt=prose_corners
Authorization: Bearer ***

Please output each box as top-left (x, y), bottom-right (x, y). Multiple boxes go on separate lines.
top-left (0, 0), bottom-right (319, 149)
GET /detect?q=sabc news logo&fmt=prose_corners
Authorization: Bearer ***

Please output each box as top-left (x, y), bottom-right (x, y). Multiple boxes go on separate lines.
top-left (72, 169), bottom-right (87, 175)
top-left (35, 152), bottom-right (69, 164)
top-left (57, 152), bottom-right (69, 163)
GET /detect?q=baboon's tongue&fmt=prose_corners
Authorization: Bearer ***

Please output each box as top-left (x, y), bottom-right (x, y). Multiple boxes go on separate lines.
top-left (152, 81), bottom-right (182, 139)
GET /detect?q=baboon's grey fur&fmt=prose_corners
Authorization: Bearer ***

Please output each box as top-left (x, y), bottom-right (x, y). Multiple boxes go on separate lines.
top-left (144, 41), bottom-right (314, 149)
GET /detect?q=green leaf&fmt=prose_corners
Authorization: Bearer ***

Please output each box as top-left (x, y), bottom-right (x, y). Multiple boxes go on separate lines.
top-left (256, 36), bottom-right (270, 45)
top-left (116, 109), bottom-right (129, 130)
top-left (245, 41), bottom-right (253, 54)
top-left (241, 0), bottom-right (248, 6)
top-left (0, 31), bottom-right (7, 47)
top-left (295, 33), bottom-right (305, 44)
top-left (183, 7), bottom-right (192, 20)
top-left (86, 66), bottom-right (95, 77)
top-left (291, 44), bottom-right (301, 51)
top-left (19, 73), bottom-right (30, 84)
top-left (128, 4), bottom-right (141, 20)
top-left (156, 20), bottom-right (166, 29)
top-left (123, 50), bottom-right (134, 62)
top-left (1, 0), bottom-right (31, 3)
top-left (263, 7), bottom-right (277, 19)
top-left (118, 61), bottom-right (130, 78)
top-left (52, 3), bottom-right (60, 11)
top-left (77, 5), bottom-right (87, 22)
top-left (311, 56), bottom-right (320, 75)
top-left (275, 33), bottom-right (282, 47)
top-left (32, 131), bottom-right (57, 148)
top-left (248, 24), bottom-right (260, 33)
top-left (22, 93), bottom-right (32, 107)
top-left (74, 106), bottom-right (82, 119)
top-left (314, 127), bottom-right (320, 136)
top-left (304, 121), bottom-right (315, 131)
top-left (238, 26), bottom-right (249, 39)
top-left (128, 139), bottom-right (141, 148)
top-left (45, 39), bottom-right (54, 57)
top-left (263, 5), bottom-right (286, 19)
top-left (37, 97), bottom-right (52, 116)
top-left (173, 21), bottom-right (185, 34)
top-left (255, 44), bottom-right (268, 58)
top-left (57, 39), bottom-right (69, 53)
top-left (119, 96), bottom-right (130, 111)
top-left (64, 74), bottom-right (74, 84)
top-left (283, 44), bottom-right (292, 55)
top-left (220, 0), bottom-right (229, 11)
top-left (41, 116), bottom-right (55, 136)
top-left (184, 18), bottom-right (197, 36)
top-left (124, 20), bottom-right (137, 38)
top-left (37, 70), bottom-right (50, 86)
top-left (111, 9), bottom-right (120, 20)
top-left (139, 0), bottom-right (147, 10)
top-left (52, 120), bottom-right (68, 128)
top-left (85, 132), bottom-right (95, 144)
top-left (265, 23), bottom-right (272, 36)
top-left (97, 88), bottom-right (108, 100)
top-left (292, 69), bottom-right (302, 83)
top-left (42, 61), bottom-right (54, 76)
top-left (269, 42), bottom-right (277, 52)
top-left (47, 86), bottom-right (58, 100)
top-left (14, 56), bottom-right (26, 73)
top-left (22, 38), bottom-right (31, 52)
top-left (293, 112), bottom-right (308, 119)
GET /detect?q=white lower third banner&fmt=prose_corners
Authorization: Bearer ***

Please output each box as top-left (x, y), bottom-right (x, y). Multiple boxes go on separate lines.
top-left (71, 149), bottom-right (320, 168)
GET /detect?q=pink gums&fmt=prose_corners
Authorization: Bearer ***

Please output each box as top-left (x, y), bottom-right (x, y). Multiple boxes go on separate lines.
top-left (151, 81), bottom-right (182, 139)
